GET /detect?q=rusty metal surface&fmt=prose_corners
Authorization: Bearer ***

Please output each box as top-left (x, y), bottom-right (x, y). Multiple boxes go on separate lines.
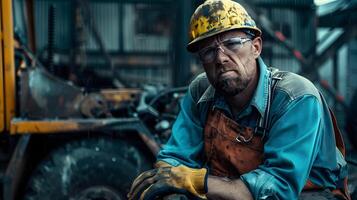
top-left (100, 89), bottom-right (141, 102)
top-left (18, 66), bottom-right (123, 119)
top-left (78, 93), bottom-right (112, 118)
top-left (19, 67), bottom-right (84, 118)
top-left (10, 118), bottom-right (149, 134)
top-left (18, 65), bottom-right (144, 120)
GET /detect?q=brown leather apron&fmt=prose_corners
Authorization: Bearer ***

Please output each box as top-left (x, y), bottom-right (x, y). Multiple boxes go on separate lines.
top-left (203, 108), bottom-right (350, 200)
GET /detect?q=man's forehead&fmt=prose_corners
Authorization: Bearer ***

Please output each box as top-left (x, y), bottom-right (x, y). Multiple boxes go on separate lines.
top-left (218, 30), bottom-right (247, 39)
top-left (197, 30), bottom-right (247, 48)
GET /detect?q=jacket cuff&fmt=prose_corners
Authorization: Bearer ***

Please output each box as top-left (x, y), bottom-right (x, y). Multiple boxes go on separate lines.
top-left (156, 158), bottom-right (181, 167)
top-left (240, 169), bottom-right (279, 200)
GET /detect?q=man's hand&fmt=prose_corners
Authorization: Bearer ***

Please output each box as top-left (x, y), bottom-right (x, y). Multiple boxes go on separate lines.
top-left (127, 163), bottom-right (208, 200)
top-left (127, 167), bottom-right (161, 200)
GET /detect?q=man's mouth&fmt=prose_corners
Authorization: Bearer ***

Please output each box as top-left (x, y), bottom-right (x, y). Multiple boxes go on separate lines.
top-left (219, 71), bottom-right (237, 80)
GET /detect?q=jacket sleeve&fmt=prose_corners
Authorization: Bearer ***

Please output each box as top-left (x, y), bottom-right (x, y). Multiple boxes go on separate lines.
top-left (240, 95), bottom-right (331, 200)
top-left (156, 90), bottom-right (206, 168)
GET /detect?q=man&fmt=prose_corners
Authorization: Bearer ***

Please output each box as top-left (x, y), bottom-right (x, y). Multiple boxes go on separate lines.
top-left (127, 0), bottom-right (350, 199)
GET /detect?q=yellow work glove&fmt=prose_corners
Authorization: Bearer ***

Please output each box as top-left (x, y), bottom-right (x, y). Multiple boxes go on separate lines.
top-left (154, 161), bottom-right (173, 168)
top-left (127, 162), bottom-right (208, 200)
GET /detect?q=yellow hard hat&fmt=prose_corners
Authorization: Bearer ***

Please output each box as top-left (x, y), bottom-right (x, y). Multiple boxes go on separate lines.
top-left (187, 0), bottom-right (262, 52)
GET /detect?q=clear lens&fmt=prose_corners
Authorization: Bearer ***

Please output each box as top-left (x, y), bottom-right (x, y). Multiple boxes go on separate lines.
top-left (199, 47), bottom-right (216, 62)
top-left (198, 37), bottom-right (250, 63)
top-left (222, 38), bottom-right (245, 51)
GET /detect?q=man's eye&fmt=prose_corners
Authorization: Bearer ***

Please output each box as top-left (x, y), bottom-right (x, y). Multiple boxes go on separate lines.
top-left (202, 48), bottom-right (215, 57)
top-left (224, 41), bottom-right (242, 50)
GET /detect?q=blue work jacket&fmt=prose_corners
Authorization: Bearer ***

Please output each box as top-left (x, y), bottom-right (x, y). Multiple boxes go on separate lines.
top-left (157, 57), bottom-right (348, 200)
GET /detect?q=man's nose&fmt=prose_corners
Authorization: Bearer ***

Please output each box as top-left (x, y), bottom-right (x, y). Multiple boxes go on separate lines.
top-left (215, 46), bottom-right (229, 65)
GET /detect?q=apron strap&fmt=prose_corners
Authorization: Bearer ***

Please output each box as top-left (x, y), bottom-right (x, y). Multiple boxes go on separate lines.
top-left (255, 70), bottom-right (285, 140)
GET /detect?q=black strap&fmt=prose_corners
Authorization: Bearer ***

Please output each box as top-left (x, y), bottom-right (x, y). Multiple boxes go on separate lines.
top-left (255, 70), bottom-right (286, 140)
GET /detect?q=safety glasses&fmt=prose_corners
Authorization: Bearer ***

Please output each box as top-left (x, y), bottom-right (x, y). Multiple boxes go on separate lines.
top-left (197, 37), bottom-right (251, 63)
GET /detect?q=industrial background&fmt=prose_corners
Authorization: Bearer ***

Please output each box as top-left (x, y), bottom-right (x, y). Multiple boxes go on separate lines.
top-left (0, 0), bottom-right (357, 199)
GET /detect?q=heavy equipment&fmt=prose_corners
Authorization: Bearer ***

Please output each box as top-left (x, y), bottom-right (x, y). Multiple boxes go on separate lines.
top-left (1, 0), bottom-right (188, 199)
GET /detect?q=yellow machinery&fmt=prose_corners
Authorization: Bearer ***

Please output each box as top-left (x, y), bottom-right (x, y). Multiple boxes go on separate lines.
top-left (0, 0), bottom-right (181, 199)
top-left (0, 0), bottom-right (15, 133)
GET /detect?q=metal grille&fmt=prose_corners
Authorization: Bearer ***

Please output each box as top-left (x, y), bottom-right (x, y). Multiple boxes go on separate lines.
top-left (259, 5), bottom-right (316, 73)
top-left (33, 0), bottom-right (176, 87)
top-left (86, 1), bottom-right (120, 51)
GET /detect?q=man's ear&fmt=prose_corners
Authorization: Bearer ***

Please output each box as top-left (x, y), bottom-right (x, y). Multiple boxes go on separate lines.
top-left (251, 37), bottom-right (262, 59)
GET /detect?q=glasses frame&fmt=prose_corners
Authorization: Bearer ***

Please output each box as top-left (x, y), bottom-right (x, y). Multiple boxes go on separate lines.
top-left (197, 37), bottom-right (251, 63)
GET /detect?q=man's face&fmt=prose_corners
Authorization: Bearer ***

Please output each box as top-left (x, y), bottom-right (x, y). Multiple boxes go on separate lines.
top-left (196, 30), bottom-right (262, 97)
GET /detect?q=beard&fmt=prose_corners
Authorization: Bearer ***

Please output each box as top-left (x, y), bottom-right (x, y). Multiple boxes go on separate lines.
top-left (214, 75), bottom-right (249, 97)
top-left (210, 55), bottom-right (255, 97)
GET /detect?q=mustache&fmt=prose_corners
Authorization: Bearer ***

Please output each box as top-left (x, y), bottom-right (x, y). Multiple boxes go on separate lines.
top-left (216, 68), bottom-right (240, 82)
top-left (215, 61), bottom-right (240, 74)
top-left (213, 70), bottom-right (239, 87)
top-left (217, 69), bottom-right (238, 76)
